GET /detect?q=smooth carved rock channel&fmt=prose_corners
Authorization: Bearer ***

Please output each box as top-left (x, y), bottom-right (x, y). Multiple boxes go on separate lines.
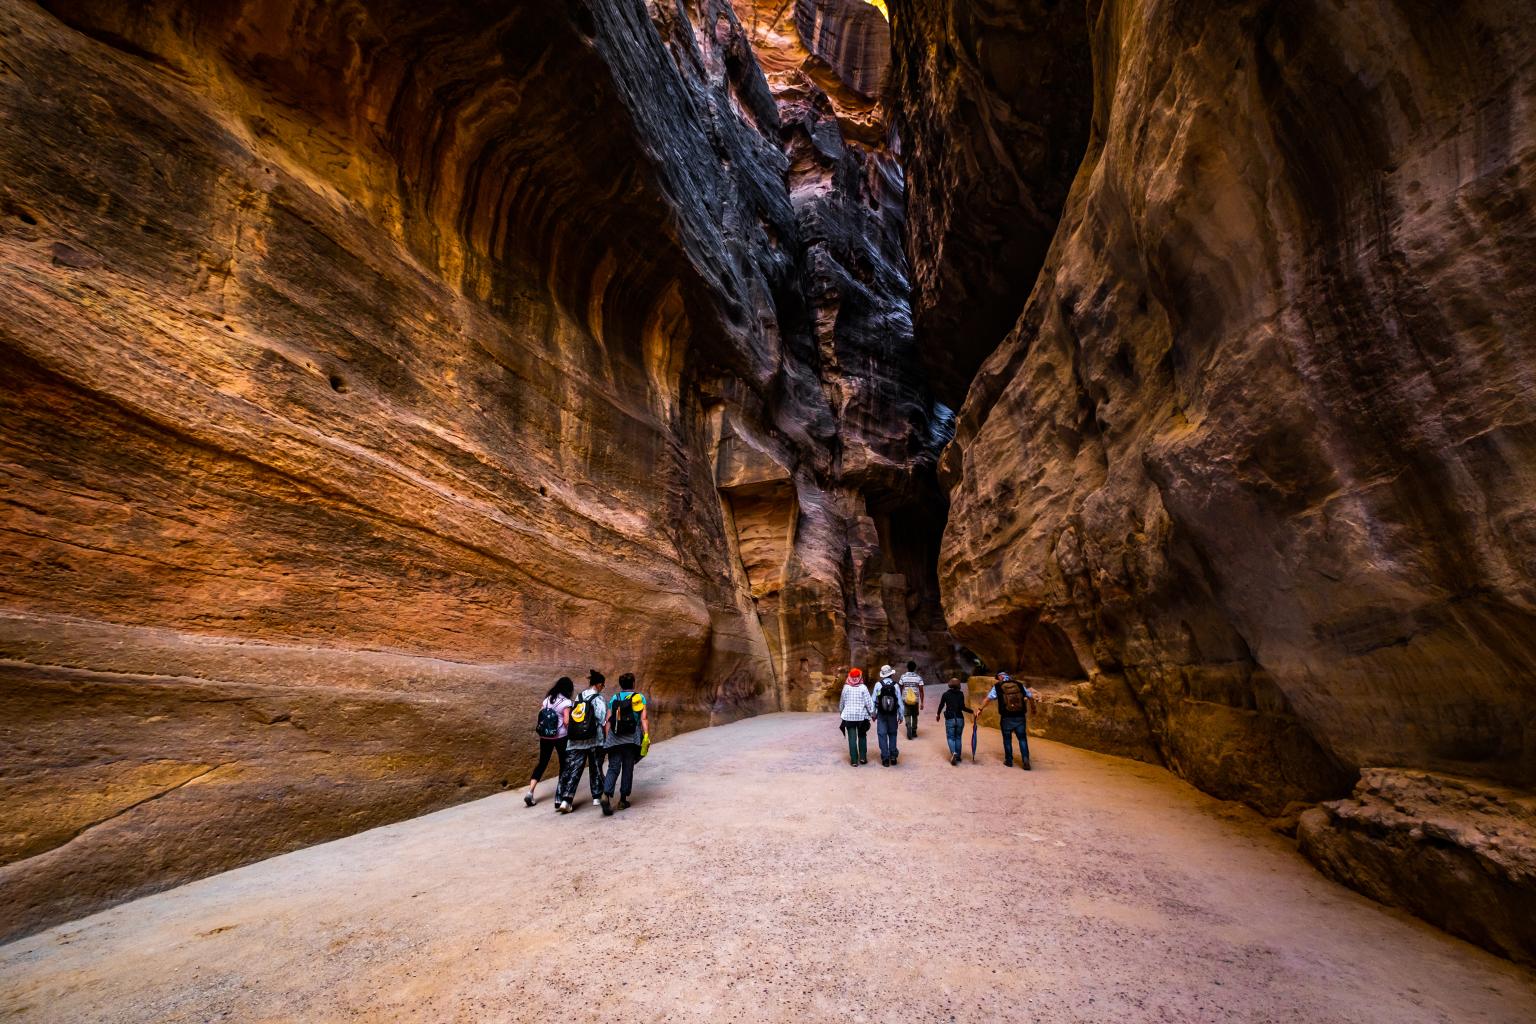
top-left (1, 0), bottom-right (1534, 977)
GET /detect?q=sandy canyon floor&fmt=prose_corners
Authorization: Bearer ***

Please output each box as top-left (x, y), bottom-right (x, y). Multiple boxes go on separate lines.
top-left (3, 699), bottom-right (1534, 1023)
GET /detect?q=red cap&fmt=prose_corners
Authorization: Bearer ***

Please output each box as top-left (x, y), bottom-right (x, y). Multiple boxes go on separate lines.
top-left (848, 668), bottom-right (863, 679)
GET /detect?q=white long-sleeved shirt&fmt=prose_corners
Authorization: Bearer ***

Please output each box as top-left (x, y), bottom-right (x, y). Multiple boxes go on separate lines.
top-left (839, 683), bottom-right (876, 722)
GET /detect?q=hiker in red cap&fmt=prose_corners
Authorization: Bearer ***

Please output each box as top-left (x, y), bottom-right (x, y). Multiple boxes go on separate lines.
top-left (838, 668), bottom-right (875, 766)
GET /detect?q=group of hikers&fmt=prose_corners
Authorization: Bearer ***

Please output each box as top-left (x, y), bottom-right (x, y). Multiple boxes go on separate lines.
top-left (839, 662), bottom-right (1040, 768)
top-left (524, 661), bottom-right (1042, 813)
top-left (524, 669), bottom-right (649, 816)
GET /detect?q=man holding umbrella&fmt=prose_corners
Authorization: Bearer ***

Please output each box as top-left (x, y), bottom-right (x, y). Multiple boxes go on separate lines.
top-left (973, 672), bottom-right (1040, 769)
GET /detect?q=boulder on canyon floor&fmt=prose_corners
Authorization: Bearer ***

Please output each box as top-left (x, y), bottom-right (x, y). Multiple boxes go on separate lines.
top-left (1299, 769), bottom-right (1536, 966)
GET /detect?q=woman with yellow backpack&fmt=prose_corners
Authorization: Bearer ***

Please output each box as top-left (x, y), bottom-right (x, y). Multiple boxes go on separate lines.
top-left (600, 673), bottom-right (650, 816)
top-left (554, 669), bottom-right (608, 814)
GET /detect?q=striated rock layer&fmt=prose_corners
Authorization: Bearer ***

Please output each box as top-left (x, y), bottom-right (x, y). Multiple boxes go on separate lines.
top-left (0, 0), bottom-right (954, 940)
top-left (918, 0), bottom-right (1536, 960)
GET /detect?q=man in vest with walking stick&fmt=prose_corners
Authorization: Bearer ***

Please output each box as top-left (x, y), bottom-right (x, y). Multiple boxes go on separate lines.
top-left (974, 672), bottom-right (1039, 769)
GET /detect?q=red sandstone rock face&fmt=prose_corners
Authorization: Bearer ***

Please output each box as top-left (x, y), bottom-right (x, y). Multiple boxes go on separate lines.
top-left (0, 0), bottom-right (953, 939)
top-left (920, 0), bottom-right (1536, 959)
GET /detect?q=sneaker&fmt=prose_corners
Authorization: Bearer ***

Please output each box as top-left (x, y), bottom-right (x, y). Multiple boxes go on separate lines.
top-left (593, 798), bottom-right (602, 806)
top-left (951, 755), bottom-right (960, 766)
top-left (618, 798), bottom-right (631, 810)
top-left (859, 758), bottom-right (868, 765)
top-left (892, 755), bottom-right (899, 764)
top-left (1004, 760), bottom-right (1014, 768)
top-left (523, 794), bottom-right (535, 807)
top-left (1022, 759), bottom-right (1032, 770)
top-left (600, 797), bottom-right (613, 816)
top-left (881, 759), bottom-right (889, 767)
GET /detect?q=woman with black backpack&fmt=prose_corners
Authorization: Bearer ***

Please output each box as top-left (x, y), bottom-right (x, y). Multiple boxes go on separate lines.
top-left (525, 677), bottom-right (575, 807)
top-left (555, 669), bottom-right (608, 814)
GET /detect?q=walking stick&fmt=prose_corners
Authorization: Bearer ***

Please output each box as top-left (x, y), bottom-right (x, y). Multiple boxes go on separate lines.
top-left (970, 711), bottom-right (978, 763)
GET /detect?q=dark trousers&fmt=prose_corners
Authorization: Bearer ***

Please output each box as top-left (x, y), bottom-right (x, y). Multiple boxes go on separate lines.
top-left (945, 715), bottom-right (965, 758)
top-left (843, 720), bottom-right (868, 764)
top-left (557, 745), bottom-right (605, 803)
top-left (532, 737), bottom-right (567, 781)
top-left (603, 743), bottom-right (639, 798)
top-left (1000, 716), bottom-right (1030, 765)
top-left (876, 715), bottom-right (900, 761)
top-left (904, 707), bottom-right (919, 739)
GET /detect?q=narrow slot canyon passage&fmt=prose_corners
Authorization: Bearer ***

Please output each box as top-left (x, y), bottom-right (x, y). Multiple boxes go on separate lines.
top-left (2, 0), bottom-right (1536, 1015)
top-left (4, 714), bottom-right (1534, 1023)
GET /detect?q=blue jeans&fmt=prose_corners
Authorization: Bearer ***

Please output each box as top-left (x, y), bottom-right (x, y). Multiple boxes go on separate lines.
top-left (603, 743), bottom-right (639, 798)
top-left (1000, 716), bottom-right (1030, 765)
top-left (876, 715), bottom-right (900, 761)
top-left (944, 716), bottom-right (964, 758)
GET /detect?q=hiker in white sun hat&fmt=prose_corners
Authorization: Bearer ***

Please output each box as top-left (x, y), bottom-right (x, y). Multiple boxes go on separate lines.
top-left (871, 665), bottom-right (903, 766)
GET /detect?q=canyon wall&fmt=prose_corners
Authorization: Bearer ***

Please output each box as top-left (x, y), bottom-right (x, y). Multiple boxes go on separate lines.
top-left (890, 0), bottom-right (1093, 407)
top-left (0, 0), bottom-right (952, 940)
top-left (910, 0), bottom-right (1536, 961)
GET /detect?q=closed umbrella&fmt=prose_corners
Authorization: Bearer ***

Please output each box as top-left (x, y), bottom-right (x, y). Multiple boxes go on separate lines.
top-left (970, 711), bottom-right (978, 763)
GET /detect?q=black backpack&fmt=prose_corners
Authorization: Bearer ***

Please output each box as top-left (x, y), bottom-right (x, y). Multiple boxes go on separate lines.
top-left (998, 679), bottom-right (1027, 715)
top-left (535, 701), bottom-right (561, 738)
top-left (877, 683), bottom-right (900, 716)
top-left (568, 695), bottom-right (599, 741)
top-left (613, 692), bottom-right (640, 737)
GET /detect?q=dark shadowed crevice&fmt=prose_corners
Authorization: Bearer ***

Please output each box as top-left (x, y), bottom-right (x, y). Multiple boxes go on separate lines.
top-left (888, 0), bottom-right (1095, 408)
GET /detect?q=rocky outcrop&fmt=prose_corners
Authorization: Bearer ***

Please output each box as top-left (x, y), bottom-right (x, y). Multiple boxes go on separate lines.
top-left (0, 0), bottom-right (954, 940)
top-left (916, 0), bottom-right (1536, 957)
top-left (1299, 770), bottom-right (1536, 966)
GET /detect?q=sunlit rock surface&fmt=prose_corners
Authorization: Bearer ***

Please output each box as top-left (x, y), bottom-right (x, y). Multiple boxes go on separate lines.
top-left (0, 0), bottom-right (953, 940)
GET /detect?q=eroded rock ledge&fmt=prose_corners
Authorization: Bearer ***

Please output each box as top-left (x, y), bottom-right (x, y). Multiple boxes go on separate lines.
top-left (1300, 769), bottom-right (1536, 967)
top-left (0, 0), bottom-right (953, 940)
